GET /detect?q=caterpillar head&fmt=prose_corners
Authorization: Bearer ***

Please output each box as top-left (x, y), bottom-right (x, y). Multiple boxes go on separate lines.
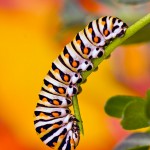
top-left (66, 85), bottom-right (78, 97)
top-left (71, 73), bottom-right (82, 84)
top-left (116, 21), bottom-right (128, 38)
top-left (111, 18), bottom-right (128, 38)
top-left (98, 16), bottom-right (128, 42)
top-left (78, 60), bottom-right (93, 72)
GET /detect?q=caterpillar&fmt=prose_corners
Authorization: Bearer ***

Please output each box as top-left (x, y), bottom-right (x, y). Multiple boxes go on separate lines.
top-left (34, 16), bottom-right (128, 150)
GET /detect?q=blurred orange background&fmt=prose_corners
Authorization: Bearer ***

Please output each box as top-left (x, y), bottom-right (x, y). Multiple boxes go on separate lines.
top-left (0, 0), bottom-right (150, 150)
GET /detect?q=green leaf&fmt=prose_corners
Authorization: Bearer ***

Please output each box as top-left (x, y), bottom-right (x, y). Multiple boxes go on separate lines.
top-left (121, 100), bottom-right (149, 130)
top-left (114, 133), bottom-right (150, 150)
top-left (117, 0), bottom-right (149, 5)
top-left (145, 90), bottom-right (150, 120)
top-left (104, 96), bottom-right (142, 118)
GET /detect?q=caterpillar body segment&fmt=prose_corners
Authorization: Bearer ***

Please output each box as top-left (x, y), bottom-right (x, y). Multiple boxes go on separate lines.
top-left (34, 16), bottom-right (128, 150)
top-left (52, 58), bottom-right (83, 85)
top-left (43, 75), bottom-right (78, 97)
top-left (38, 91), bottom-right (72, 108)
top-left (34, 107), bottom-right (71, 120)
top-left (60, 46), bottom-right (93, 72)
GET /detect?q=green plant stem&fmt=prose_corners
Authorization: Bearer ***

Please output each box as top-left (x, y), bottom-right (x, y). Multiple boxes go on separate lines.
top-left (72, 13), bottom-right (150, 135)
top-left (72, 94), bottom-right (84, 134)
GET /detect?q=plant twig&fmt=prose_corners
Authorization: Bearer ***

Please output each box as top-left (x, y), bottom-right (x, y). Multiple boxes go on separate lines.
top-left (72, 13), bottom-right (150, 135)
top-left (72, 94), bottom-right (84, 134)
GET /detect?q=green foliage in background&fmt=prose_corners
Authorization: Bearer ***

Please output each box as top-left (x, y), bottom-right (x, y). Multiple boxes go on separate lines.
top-left (105, 94), bottom-right (150, 130)
top-left (105, 90), bottom-right (150, 150)
top-left (146, 90), bottom-right (150, 120)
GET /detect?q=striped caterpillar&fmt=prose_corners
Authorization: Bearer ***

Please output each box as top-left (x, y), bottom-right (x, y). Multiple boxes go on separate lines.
top-left (34, 16), bottom-right (128, 150)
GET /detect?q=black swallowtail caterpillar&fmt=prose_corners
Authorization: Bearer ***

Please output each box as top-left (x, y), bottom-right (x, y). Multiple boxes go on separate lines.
top-left (34, 16), bottom-right (128, 150)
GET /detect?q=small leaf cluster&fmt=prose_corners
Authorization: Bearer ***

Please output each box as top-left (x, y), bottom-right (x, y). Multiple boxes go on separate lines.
top-left (105, 90), bottom-right (150, 149)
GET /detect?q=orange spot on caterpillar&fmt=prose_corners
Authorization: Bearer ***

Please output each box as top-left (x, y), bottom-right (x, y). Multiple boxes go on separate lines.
top-left (65, 53), bottom-right (69, 58)
top-left (88, 28), bottom-right (93, 33)
top-left (70, 139), bottom-right (74, 144)
top-left (53, 100), bottom-right (60, 105)
top-left (72, 61), bottom-right (78, 67)
top-left (64, 75), bottom-right (69, 82)
top-left (39, 112), bottom-right (47, 117)
top-left (53, 124), bottom-right (60, 128)
top-left (58, 87), bottom-right (65, 94)
top-left (52, 112), bottom-right (60, 117)
top-left (53, 142), bottom-right (57, 146)
top-left (104, 30), bottom-right (109, 36)
top-left (54, 69), bottom-right (59, 73)
top-left (48, 84), bottom-right (53, 88)
top-left (101, 21), bottom-right (105, 25)
top-left (59, 135), bottom-right (65, 139)
top-left (83, 47), bottom-right (89, 54)
top-left (42, 97), bottom-right (48, 102)
top-left (40, 128), bottom-right (46, 132)
top-left (76, 40), bottom-right (81, 44)
top-left (94, 36), bottom-right (99, 43)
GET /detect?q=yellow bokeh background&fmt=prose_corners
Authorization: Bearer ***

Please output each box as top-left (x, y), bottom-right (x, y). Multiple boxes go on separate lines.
top-left (0, 1), bottom-right (149, 150)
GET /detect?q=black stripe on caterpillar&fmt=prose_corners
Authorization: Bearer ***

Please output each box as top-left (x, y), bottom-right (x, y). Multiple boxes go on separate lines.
top-left (34, 16), bottom-right (128, 150)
